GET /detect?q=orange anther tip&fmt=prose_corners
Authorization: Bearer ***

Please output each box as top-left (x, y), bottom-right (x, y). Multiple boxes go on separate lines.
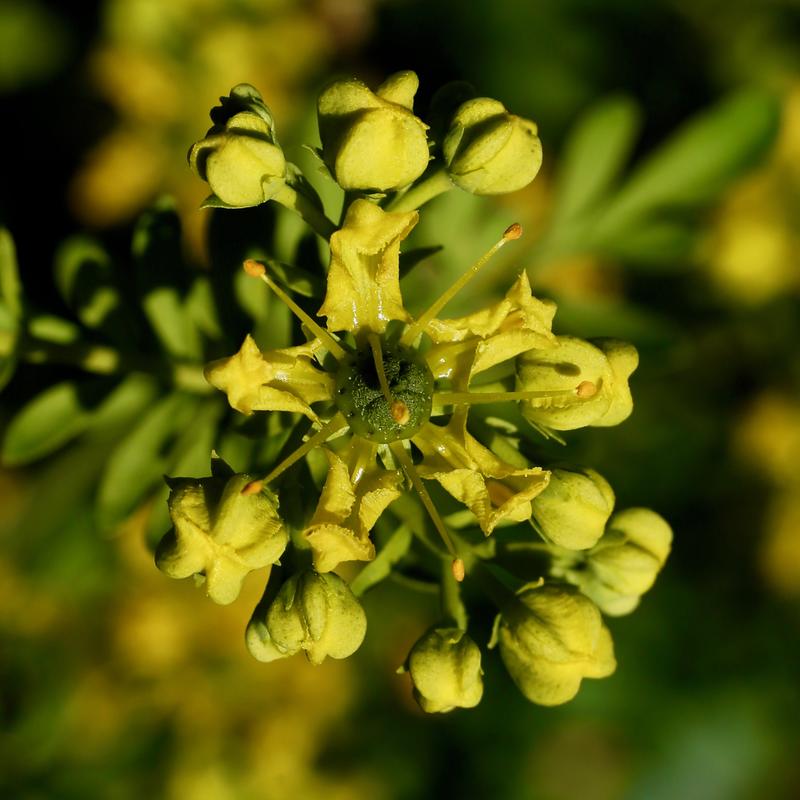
top-left (243, 259), bottom-right (266, 278)
top-left (576, 380), bottom-right (597, 398)
top-left (452, 558), bottom-right (466, 582)
top-left (241, 479), bottom-right (264, 496)
top-left (503, 223), bottom-right (523, 240)
top-left (391, 400), bottom-right (411, 425)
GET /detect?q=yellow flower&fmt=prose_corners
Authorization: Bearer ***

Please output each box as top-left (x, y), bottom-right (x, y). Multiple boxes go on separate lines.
top-left (246, 570), bottom-right (367, 664)
top-left (318, 199), bottom-right (416, 333)
top-left (156, 466), bottom-right (288, 605)
top-left (403, 626), bottom-right (484, 713)
top-left (305, 441), bottom-right (401, 572)
top-left (491, 582), bottom-right (616, 706)
top-left (317, 71), bottom-right (430, 192)
top-left (205, 334), bottom-right (333, 421)
top-left (443, 97), bottom-right (543, 195)
top-left (208, 200), bottom-right (628, 578)
top-left (517, 336), bottom-right (638, 430)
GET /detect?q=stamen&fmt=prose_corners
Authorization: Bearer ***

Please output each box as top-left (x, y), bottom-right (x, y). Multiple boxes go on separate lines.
top-left (367, 334), bottom-right (394, 405)
top-left (389, 441), bottom-right (460, 562)
top-left (263, 414), bottom-right (345, 485)
top-left (451, 557), bottom-right (466, 583)
top-left (401, 223), bottom-right (523, 345)
top-left (434, 388), bottom-right (581, 406)
top-left (243, 259), bottom-right (348, 360)
top-left (240, 480), bottom-right (264, 496)
top-left (391, 400), bottom-right (411, 425)
top-left (368, 333), bottom-right (411, 425)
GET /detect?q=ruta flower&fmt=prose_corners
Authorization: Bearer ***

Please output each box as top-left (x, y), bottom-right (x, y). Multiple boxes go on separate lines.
top-left (207, 200), bottom-right (606, 580)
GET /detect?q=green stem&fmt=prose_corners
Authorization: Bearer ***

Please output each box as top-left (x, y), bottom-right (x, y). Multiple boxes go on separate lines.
top-left (273, 184), bottom-right (338, 240)
top-left (386, 169), bottom-right (453, 212)
top-left (0, 329), bottom-right (212, 394)
top-left (440, 559), bottom-right (468, 630)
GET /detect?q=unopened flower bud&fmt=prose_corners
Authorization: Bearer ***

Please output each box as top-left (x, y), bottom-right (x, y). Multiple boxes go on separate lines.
top-left (491, 582), bottom-right (615, 706)
top-left (317, 71), bottom-right (430, 191)
top-left (553, 508), bottom-right (672, 616)
top-left (517, 336), bottom-right (638, 430)
top-left (189, 84), bottom-right (286, 207)
top-left (532, 467), bottom-right (615, 550)
top-left (156, 467), bottom-right (288, 605)
top-left (443, 97), bottom-right (542, 195)
top-left (403, 627), bottom-right (483, 713)
top-left (246, 570), bottom-right (366, 665)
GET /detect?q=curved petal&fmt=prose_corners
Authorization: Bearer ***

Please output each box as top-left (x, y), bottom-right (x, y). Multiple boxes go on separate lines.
top-left (305, 439), bottom-right (402, 571)
top-left (424, 272), bottom-right (557, 390)
top-left (318, 199), bottom-right (418, 334)
top-left (205, 334), bottom-right (334, 421)
top-left (412, 409), bottom-right (549, 534)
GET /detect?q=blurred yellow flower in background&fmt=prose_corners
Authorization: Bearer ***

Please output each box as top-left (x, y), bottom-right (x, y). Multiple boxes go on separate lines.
top-left (735, 392), bottom-right (800, 596)
top-left (68, 0), bottom-right (350, 254)
top-left (704, 85), bottom-right (800, 304)
top-left (0, 493), bottom-right (384, 798)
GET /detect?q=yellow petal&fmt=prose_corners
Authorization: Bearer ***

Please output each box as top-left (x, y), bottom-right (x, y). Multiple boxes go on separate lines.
top-left (305, 524), bottom-right (376, 573)
top-left (413, 410), bottom-right (549, 534)
top-left (204, 334), bottom-right (334, 420)
top-left (157, 474), bottom-right (287, 605)
top-left (424, 272), bottom-right (556, 389)
top-left (318, 199), bottom-right (417, 333)
top-left (305, 442), bottom-right (402, 572)
top-left (517, 336), bottom-right (638, 430)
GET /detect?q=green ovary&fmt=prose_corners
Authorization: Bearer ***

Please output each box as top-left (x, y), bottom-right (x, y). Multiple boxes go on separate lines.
top-left (334, 344), bottom-right (434, 443)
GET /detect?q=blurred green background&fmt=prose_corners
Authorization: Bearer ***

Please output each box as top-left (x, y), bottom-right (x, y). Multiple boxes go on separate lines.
top-left (2, 1), bottom-right (800, 798)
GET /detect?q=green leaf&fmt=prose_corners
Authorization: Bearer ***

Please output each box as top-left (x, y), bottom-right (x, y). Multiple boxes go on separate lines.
top-left (54, 236), bottom-right (135, 345)
top-left (285, 161), bottom-right (324, 211)
top-left (2, 378), bottom-right (116, 466)
top-left (233, 267), bottom-right (271, 323)
top-left (263, 257), bottom-right (323, 298)
top-left (552, 95), bottom-right (641, 225)
top-left (607, 220), bottom-right (696, 268)
top-left (95, 392), bottom-right (200, 529)
top-left (0, 1), bottom-right (69, 91)
top-left (551, 296), bottom-right (679, 347)
top-left (133, 200), bottom-right (202, 361)
top-left (350, 525), bottom-right (413, 597)
top-left (0, 228), bottom-right (22, 390)
top-left (27, 313), bottom-right (81, 344)
top-left (185, 275), bottom-right (223, 340)
top-left (2, 375), bottom-right (160, 551)
top-left (144, 400), bottom-right (223, 549)
top-left (0, 228), bottom-right (23, 320)
top-left (596, 90), bottom-right (780, 234)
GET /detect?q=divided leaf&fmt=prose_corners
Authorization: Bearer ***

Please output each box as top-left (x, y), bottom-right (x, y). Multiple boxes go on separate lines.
top-left (2, 378), bottom-right (116, 465)
top-left (133, 200), bottom-right (202, 361)
top-left (96, 391), bottom-right (201, 529)
top-left (552, 96), bottom-right (641, 225)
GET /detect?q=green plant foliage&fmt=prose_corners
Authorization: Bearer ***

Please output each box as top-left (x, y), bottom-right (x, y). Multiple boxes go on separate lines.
top-left (536, 89), bottom-right (781, 268)
top-left (2, 379), bottom-right (113, 465)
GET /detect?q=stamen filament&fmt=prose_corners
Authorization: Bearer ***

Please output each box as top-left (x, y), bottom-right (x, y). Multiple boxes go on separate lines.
top-left (368, 333), bottom-right (410, 424)
top-left (368, 333), bottom-right (394, 406)
top-left (263, 414), bottom-right (345, 485)
top-left (401, 223), bottom-right (522, 345)
top-left (390, 441), bottom-right (460, 564)
top-left (243, 259), bottom-right (348, 360)
top-left (434, 388), bottom-right (580, 406)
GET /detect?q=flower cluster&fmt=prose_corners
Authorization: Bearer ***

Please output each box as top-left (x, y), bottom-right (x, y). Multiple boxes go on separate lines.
top-left (156, 73), bottom-right (671, 713)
